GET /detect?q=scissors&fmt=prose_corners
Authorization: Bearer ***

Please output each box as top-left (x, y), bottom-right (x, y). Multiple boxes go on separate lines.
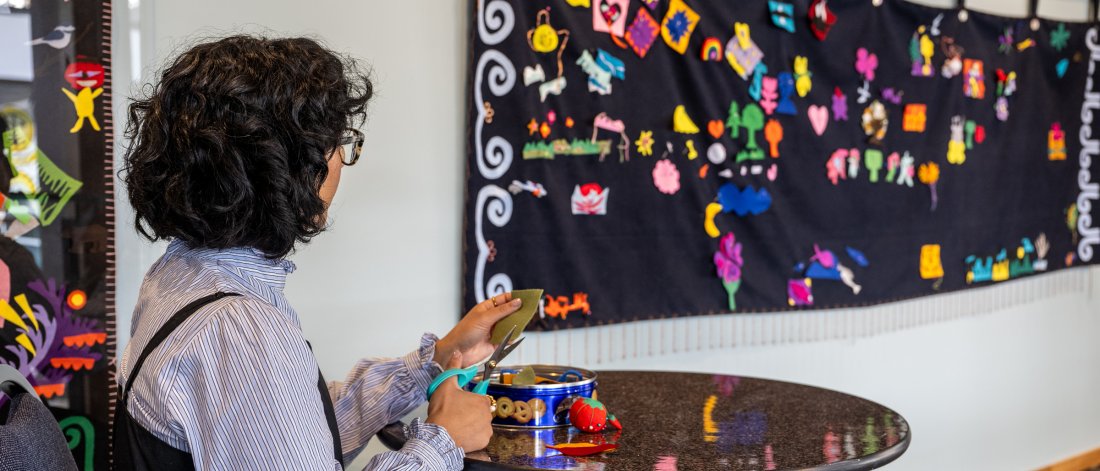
top-left (426, 325), bottom-right (525, 400)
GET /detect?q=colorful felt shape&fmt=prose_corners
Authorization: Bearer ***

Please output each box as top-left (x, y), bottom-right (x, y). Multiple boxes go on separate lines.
top-left (809, 0), bottom-right (836, 40)
top-left (673, 105), bottom-right (700, 134)
top-left (653, 159), bottom-right (681, 195)
top-left (749, 64), bottom-right (767, 100)
top-left (707, 120), bottom-right (725, 139)
top-left (910, 26), bottom-right (935, 77)
top-left (918, 162), bottom-right (940, 211)
top-left (566, 0), bottom-right (591, 6)
top-left (570, 398), bottom-right (609, 432)
top-left (920, 245), bottom-right (945, 280)
top-left (759, 76), bottom-right (779, 114)
top-left (593, 0), bottom-right (629, 37)
top-left (963, 59), bottom-right (985, 99)
top-left (661, 0), bottom-right (700, 55)
top-left (941, 36), bottom-right (964, 78)
top-left (529, 9), bottom-right (561, 53)
top-left (1051, 23), bottom-right (1070, 51)
top-left (808, 105), bottom-right (829, 136)
top-left (538, 76), bottom-right (567, 102)
top-left (625, 7), bottom-right (661, 58)
top-left (701, 37), bottom-right (724, 61)
top-left (489, 289), bottom-right (544, 344)
top-left (726, 23), bottom-right (764, 80)
top-left (947, 116), bottom-right (966, 164)
top-left (707, 143), bottom-right (727, 164)
top-left (572, 184), bottom-right (610, 215)
top-left (523, 65), bottom-right (546, 86)
top-left (636, 130), bottom-right (655, 156)
top-left (1057, 58), bottom-right (1069, 78)
top-left (642, 0), bottom-right (660, 10)
top-left (861, 100), bottom-right (888, 145)
top-left (685, 139), bottom-right (698, 159)
top-left (787, 279), bottom-right (813, 306)
top-left (704, 203), bottom-right (723, 238)
top-left (855, 48), bottom-right (878, 81)
top-left (794, 56), bottom-right (812, 97)
top-left (547, 443), bottom-right (619, 456)
top-left (775, 73), bottom-right (796, 115)
top-left (714, 232), bottom-right (744, 310)
top-left (764, 119), bottom-right (783, 157)
top-left (832, 87), bottom-right (848, 121)
top-left (1049, 122), bottom-right (1067, 161)
top-left (903, 104), bottom-right (927, 132)
top-left (577, 50), bottom-right (624, 95)
top-left (768, 1), bottom-right (795, 33)
top-left (717, 183), bottom-right (772, 216)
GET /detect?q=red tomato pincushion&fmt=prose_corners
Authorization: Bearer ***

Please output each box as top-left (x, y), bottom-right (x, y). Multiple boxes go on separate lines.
top-left (569, 398), bottom-right (608, 433)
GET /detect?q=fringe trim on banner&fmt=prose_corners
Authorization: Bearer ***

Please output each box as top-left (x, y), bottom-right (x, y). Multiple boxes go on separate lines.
top-left (514, 267), bottom-right (1099, 367)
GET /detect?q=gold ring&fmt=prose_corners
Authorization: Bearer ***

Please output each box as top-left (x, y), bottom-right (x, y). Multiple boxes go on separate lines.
top-left (487, 395), bottom-right (497, 414)
top-left (492, 296), bottom-right (499, 307)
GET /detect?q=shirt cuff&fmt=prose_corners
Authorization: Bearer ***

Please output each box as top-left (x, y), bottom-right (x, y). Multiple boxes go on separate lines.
top-left (402, 418), bottom-right (465, 470)
top-left (402, 333), bottom-right (444, 394)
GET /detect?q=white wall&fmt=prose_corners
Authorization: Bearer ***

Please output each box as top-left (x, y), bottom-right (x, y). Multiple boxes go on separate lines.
top-left (112, 1), bottom-right (1100, 470)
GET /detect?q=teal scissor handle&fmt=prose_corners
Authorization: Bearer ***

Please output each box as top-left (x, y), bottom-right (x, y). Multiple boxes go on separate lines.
top-left (427, 365), bottom-right (478, 400)
top-left (427, 366), bottom-right (495, 400)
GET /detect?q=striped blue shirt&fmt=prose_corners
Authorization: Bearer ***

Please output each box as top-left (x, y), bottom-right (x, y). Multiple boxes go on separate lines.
top-left (119, 240), bottom-right (464, 469)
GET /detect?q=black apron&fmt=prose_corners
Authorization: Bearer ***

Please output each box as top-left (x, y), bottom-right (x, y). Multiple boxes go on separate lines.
top-left (112, 292), bottom-right (344, 470)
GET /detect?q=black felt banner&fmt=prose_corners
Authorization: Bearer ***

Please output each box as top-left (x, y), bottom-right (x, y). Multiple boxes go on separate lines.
top-left (464, 0), bottom-right (1100, 330)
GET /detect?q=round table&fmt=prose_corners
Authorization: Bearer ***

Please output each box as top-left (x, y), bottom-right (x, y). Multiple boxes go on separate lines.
top-left (379, 371), bottom-right (910, 470)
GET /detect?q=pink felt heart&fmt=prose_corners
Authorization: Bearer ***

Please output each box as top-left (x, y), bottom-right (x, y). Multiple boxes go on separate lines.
top-left (808, 105), bottom-right (829, 136)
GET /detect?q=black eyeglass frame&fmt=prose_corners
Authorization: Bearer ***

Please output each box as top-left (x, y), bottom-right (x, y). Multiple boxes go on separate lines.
top-left (336, 129), bottom-right (364, 166)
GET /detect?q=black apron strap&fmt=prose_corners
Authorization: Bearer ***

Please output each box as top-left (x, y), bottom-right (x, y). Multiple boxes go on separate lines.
top-left (121, 292), bottom-right (239, 405)
top-left (307, 341), bottom-right (344, 467)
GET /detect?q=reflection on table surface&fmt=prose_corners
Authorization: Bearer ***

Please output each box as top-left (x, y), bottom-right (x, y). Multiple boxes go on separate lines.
top-left (466, 371), bottom-right (910, 470)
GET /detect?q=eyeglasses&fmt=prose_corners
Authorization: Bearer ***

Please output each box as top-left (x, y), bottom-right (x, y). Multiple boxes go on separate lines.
top-left (336, 128), bottom-right (364, 166)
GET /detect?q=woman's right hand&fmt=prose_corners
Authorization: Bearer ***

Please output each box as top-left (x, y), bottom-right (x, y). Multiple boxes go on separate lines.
top-left (426, 351), bottom-right (494, 452)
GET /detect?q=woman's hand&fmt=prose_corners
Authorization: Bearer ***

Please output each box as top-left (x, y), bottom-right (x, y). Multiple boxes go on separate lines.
top-left (434, 293), bottom-right (522, 368)
top-left (426, 352), bottom-right (495, 451)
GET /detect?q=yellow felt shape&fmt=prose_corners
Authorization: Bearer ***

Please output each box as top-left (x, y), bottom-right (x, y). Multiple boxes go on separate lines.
top-left (490, 289), bottom-right (543, 344)
top-left (673, 105), bottom-right (700, 134)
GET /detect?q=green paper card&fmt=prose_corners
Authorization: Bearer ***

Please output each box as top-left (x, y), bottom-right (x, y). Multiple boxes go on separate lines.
top-left (490, 289), bottom-right (543, 345)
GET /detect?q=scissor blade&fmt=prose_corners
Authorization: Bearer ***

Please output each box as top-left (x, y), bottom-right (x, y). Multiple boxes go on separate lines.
top-left (499, 337), bottom-right (525, 360)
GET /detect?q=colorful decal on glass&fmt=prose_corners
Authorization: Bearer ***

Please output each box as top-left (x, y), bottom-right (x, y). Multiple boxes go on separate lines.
top-left (29, 24), bottom-right (75, 49)
top-left (62, 60), bottom-right (105, 133)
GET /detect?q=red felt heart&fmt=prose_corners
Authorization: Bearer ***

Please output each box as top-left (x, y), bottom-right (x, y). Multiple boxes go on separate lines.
top-left (600, 1), bottom-right (621, 24)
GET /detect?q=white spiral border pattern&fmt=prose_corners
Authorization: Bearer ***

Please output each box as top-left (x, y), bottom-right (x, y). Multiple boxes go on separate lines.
top-left (473, 0), bottom-right (516, 303)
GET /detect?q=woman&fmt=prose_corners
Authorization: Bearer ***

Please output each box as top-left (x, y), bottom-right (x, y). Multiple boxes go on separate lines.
top-left (115, 36), bottom-right (519, 470)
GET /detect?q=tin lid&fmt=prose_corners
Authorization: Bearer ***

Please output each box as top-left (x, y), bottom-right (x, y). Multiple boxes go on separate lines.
top-left (479, 364), bottom-right (597, 391)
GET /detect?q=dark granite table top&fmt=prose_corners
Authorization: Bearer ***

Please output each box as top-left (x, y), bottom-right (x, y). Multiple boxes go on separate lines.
top-left (379, 371), bottom-right (910, 470)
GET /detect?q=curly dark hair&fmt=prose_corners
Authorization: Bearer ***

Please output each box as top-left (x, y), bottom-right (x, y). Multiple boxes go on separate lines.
top-left (122, 35), bottom-right (373, 259)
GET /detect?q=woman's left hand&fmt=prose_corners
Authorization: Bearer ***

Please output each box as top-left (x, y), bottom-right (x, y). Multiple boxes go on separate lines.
top-left (434, 292), bottom-right (523, 368)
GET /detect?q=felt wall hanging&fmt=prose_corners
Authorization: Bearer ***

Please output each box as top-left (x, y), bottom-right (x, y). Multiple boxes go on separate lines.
top-left (465, 0), bottom-right (1099, 331)
top-left (0, 1), bottom-right (116, 468)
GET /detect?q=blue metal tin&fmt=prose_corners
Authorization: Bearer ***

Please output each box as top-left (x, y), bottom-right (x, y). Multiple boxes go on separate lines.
top-left (483, 365), bottom-right (597, 429)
